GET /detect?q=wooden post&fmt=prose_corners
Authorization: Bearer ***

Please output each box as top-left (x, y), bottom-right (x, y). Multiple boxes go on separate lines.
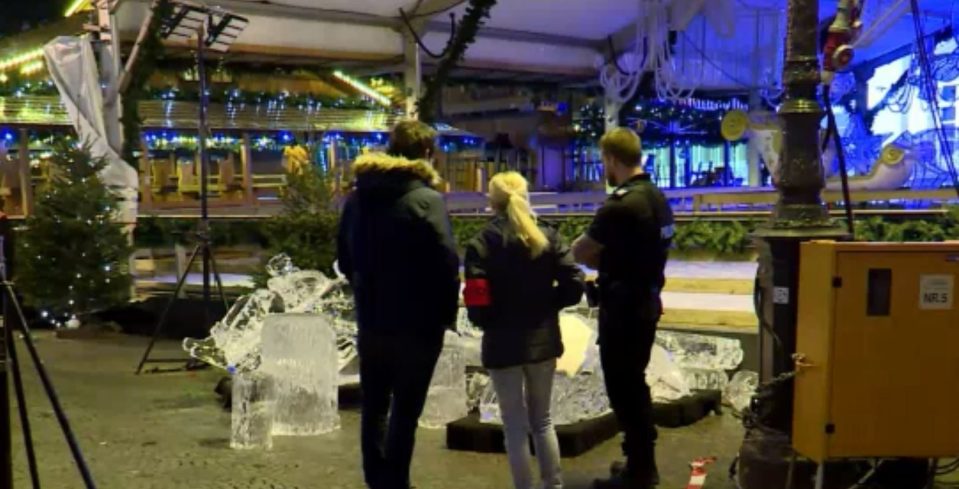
top-left (18, 128), bottom-right (33, 216)
top-left (668, 140), bottom-right (677, 189)
top-left (139, 137), bottom-right (153, 212)
top-left (174, 243), bottom-right (188, 298)
top-left (403, 30), bottom-right (423, 119)
top-left (241, 133), bottom-right (254, 206)
top-left (723, 141), bottom-right (732, 186)
top-left (328, 141), bottom-right (339, 190)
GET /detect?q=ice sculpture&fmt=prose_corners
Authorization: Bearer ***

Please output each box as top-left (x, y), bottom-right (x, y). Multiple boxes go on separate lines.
top-left (266, 253), bottom-right (297, 276)
top-left (478, 374), bottom-right (500, 423)
top-left (646, 344), bottom-right (691, 402)
top-left (655, 330), bottom-right (744, 392)
top-left (260, 313), bottom-right (340, 436)
top-left (184, 289), bottom-right (278, 373)
top-left (724, 370), bottom-right (759, 413)
top-left (420, 331), bottom-right (469, 429)
top-left (268, 270), bottom-right (334, 312)
top-left (655, 331), bottom-right (744, 370)
top-left (477, 316), bottom-right (735, 425)
top-left (455, 308), bottom-right (483, 368)
top-left (182, 254), bottom-right (359, 379)
top-left (466, 371), bottom-right (490, 413)
top-left (479, 314), bottom-right (614, 425)
top-left (478, 367), bottom-right (611, 426)
top-left (231, 371), bottom-right (275, 450)
top-left (551, 370), bottom-right (611, 425)
top-left (682, 368), bottom-right (730, 390)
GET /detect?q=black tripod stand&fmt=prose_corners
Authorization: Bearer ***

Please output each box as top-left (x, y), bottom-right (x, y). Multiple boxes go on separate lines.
top-left (0, 218), bottom-right (97, 488)
top-left (135, 5), bottom-right (247, 375)
top-left (134, 222), bottom-right (228, 375)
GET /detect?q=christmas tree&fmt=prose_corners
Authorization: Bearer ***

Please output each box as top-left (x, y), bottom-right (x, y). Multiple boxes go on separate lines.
top-left (257, 157), bottom-right (339, 283)
top-left (16, 143), bottom-right (133, 325)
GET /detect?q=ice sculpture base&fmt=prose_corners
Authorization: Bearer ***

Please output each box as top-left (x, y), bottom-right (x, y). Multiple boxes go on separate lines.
top-left (261, 313), bottom-right (341, 436)
top-left (231, 372), bottom-right (275, 450)
top-left (420, 331), bottom-right (468, 429)
top-left (447, 411), bottom-right (620, 458)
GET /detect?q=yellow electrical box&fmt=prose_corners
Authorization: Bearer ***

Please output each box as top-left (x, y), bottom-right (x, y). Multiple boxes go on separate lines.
top-left (793, 241), bottom-right (959, 463)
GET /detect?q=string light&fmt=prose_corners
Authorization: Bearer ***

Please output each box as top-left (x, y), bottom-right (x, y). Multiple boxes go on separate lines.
top-left (64, 0), bottom-right (92, 17)
top-left (0, 48), bottom-right (45, 72)
top-left (20, 60), bottom-right (46, 76)
top-left (333, 71), bottom-right (392, 108)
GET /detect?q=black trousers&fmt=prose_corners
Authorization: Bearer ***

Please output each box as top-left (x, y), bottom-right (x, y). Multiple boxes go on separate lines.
top-left (599, 313), bottom-right (659, 473)
top-left (358, 329), bottom-right (444, 489)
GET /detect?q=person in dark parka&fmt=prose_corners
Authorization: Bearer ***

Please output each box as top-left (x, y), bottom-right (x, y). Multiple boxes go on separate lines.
top-left (337, 121), bottom-right (460, 489)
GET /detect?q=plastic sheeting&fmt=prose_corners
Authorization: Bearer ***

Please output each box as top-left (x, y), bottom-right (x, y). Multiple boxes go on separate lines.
top-left (43, 36), bottom-right (139, 223)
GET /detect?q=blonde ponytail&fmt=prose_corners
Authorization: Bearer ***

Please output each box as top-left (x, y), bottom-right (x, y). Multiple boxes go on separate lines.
top-left (489, 172), bottom-right (549, 257)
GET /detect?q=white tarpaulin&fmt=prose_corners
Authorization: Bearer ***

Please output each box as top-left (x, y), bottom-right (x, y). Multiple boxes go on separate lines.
top-left (43, 36), bottom-right (139, 223)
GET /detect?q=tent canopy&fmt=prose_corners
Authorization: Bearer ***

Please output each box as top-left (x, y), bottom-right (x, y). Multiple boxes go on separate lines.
top-left (110, 0), bottom-right (953, 91)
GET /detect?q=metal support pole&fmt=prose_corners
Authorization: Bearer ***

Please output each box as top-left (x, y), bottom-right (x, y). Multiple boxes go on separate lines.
top-left (96, 1), bottom-right (124, 154)
top-left (0, 227), bottom-right (11, 489)
top-left (738, 0), bottom-right (847, 487)
top-left (196, 24), bottom-right (212, 331)
top-left (403, 29), bottom-right (423, 119)
top-left (668, 140), bottom-right (677, 189)
top-left (723, 141), bottom-right (732, 186)
top-left (17, 129), bottom-right (33, 216)
top-left (603, 96), bottom-right (622, 133)
top-left (756, 0), bottom-right (847, 431)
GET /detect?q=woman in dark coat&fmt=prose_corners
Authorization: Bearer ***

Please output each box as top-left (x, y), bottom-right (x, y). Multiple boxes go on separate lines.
top-left (463, 171), bottom-right (585, 489)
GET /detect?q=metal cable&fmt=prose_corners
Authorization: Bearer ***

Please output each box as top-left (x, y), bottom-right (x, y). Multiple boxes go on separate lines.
top-left (398, 8), bottom-right (457, 60)
top-left (910, 0), bottom-right (959, 199)
top-left (823, 85), bottom-right (856, 237)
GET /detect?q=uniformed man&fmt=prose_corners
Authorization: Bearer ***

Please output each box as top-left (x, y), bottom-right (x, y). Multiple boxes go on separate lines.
top-left (572, 128), bottom-right (674, 489)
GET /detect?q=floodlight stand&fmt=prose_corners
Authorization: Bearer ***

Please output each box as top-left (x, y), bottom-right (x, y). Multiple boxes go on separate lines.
top-left (0, 218), bottom-right (97, 488)
top-left (136, 13), bottom-right (236, 375)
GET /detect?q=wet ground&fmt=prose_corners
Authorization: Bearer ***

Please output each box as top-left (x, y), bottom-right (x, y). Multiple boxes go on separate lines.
top-left (7, 333), bottom-right (747, 489)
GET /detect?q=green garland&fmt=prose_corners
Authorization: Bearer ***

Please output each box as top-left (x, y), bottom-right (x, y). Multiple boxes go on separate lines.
top-left (417, 0), bottom-right (498, 123)
top-left (130, 209), bottom-right (959, 261)
top-left (145, 86), bottom-right (381, 110)
top-left (120, 0), bottom-right (174, 165)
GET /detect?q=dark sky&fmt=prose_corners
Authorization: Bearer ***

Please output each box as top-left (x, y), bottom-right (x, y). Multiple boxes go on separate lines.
top-left (0, 0), bottom-right (69, 37)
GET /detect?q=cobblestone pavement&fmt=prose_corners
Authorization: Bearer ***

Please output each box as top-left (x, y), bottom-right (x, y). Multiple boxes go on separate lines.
top-left (7, 333), bottom-right (745, 489)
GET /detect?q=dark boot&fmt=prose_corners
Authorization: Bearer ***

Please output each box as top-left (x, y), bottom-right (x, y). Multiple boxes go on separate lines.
top-left (610, 461), bottom-right (660, 486)
top-left (593, 472), bottom-right (657, 489)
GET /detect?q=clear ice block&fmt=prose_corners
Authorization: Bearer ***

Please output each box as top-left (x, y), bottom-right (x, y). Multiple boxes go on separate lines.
top-left (724, 370), bottom-right (759, 413)
top-left (681, 367), bottom-right (730, 391)
top-left (261, 313), bottom-right (340, 436)
top-left (646, 344), bottom-right (691, 402)
top-left (420, 331), bottom-right (468, 429)
top-left (266, 253), bottom-right (298, 277)
top-left (231, 371), bottom-right (275, 450)
top-left (655, 330), bottom-right (744, 370)
top-left (267, 270), bottom-right (334, 312)
top-left (478, 374), bottom-right (501, 424)
top-left (550, 370), bottom-right (611, 425)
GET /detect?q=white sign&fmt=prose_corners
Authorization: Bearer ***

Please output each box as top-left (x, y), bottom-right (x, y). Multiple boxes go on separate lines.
top-left (773, 287), bottom-right (790, 305)
top-left (919, 275), bottom-right (954, 310)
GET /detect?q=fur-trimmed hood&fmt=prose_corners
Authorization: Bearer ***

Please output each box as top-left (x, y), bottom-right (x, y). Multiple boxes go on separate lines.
top-left (352, 152), bottom-right (442, 191)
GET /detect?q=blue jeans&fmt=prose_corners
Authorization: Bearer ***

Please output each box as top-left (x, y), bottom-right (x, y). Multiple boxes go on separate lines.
top-left (489, 359), bottom-right (563, 489)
